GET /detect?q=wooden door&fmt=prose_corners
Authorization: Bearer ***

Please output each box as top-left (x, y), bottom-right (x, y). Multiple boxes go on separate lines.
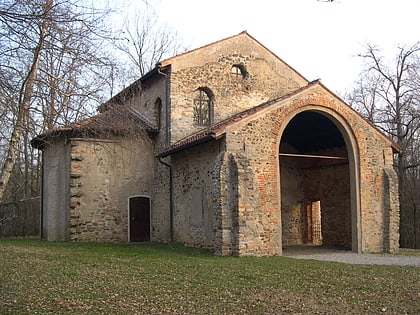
top-left (129, 197), bottom-right (150, 242)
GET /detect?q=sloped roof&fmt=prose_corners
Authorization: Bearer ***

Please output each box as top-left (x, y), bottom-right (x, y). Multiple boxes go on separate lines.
top-left (159, 82), bottom-right (319, 157)
top-left (31, 105), bottom-right (158, 149)
top-left (97, 65), bottom-right (170, 113)
top-left (159, 80), bottom-right (400, 157)
top-left (97, 80), bottom-right (142, 113)
top-left (99, 31), bottom-right (309, 113)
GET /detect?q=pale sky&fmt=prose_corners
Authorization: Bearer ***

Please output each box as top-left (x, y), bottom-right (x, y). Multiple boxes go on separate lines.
top-left (127, 0), bottom-right (420, 94)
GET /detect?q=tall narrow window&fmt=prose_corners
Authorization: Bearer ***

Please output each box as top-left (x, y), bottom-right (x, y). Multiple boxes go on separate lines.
top-left (193, 88), bottom-right (212, 126)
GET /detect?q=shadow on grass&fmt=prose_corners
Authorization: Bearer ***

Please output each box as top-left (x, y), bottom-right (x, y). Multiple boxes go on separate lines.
top-left (0, 238), bottom-right (213, 258)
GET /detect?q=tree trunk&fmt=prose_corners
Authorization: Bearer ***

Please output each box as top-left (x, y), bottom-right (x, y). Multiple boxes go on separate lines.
top-left (0, 0), bottom-right (52, 201)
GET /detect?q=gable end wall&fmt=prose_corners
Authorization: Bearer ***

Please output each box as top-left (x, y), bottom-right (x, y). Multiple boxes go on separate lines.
top-left (168, 34), bottom-right (308, 143)
top-left (220, 86), bottom-right (399, 255)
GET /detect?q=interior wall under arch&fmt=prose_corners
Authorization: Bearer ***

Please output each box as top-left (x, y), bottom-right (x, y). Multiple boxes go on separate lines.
top-left (279, 110), bottom-right (354, 249)
top-left (280, 150), bottom-right (352, 248)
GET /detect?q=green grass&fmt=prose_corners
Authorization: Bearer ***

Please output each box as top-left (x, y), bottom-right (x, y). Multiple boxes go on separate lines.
top-left (0, 239), bottom-right (419, 314)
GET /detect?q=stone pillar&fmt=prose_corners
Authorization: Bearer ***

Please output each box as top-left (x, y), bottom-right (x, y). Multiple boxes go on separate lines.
top-left (383, 168), bottom-right (400, 253)
top-left (213, 152), bottom-right (239, 255)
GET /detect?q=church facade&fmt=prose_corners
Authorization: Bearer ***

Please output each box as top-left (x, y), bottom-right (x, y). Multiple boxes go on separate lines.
top-left (32, 32), bottom-right (400, 255)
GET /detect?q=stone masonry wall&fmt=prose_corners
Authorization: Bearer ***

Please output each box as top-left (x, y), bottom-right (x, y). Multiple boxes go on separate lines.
top-left (221, 83), bottom-right (399, 255)
top-left (151, 156), bottom-right (172, 243)
top-left (383, 168), bottom-right (400, 253)
top-left (213, 151), bottom-right (240, 255)
top-left (303, 162), bottom-right (351, 248)
top-left (280, 156), bottom-right (305, 245)
top-left (125, 77), bottom-right (166, 133)
top-left (168, 33), bottom-right (308, 143)
top-left (170, 139), bottom-right (224, 250)
top-left (224, 122), bottom-right (282, 256)
top-left (68, 137), bottom-right (154, 242)
top-left (280, 147), bottom-right (351, 248)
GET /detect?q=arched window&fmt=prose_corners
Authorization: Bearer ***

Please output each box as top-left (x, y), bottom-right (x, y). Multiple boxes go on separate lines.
top-left (193, 88), bottom-right (213, 126)
top-left (231, 65), bottom-right (248, 79)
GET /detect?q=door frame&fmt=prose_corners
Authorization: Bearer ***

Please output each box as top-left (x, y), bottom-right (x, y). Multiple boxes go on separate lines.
top-left (128, 195), bottom-right (151, 242)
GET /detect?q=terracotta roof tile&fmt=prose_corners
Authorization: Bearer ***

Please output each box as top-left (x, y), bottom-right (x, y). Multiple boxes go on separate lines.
top-left (159, 82), bottom-right (318, 157)
top-left (31, 105), bottom-right (157, 148)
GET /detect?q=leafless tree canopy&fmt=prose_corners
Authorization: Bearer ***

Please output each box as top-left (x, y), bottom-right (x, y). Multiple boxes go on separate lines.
top-left (0, 0), bottom-right (184, 219)
top-left (346, 42), bottom-right (420, 248)
top-left (0, 0), bottom-right (118, 202)
top-left (113, 4), bottom-right (185, 86)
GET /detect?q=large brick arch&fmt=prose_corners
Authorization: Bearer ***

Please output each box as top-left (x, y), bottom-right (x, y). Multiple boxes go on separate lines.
top-left (276, 104), bottom-right (361, 253)
top-left (215, 84), bottom-right (397, 255)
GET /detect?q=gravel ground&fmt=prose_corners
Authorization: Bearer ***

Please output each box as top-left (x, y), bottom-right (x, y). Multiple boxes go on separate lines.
top-left (283, 246), bottom-right (420, 267)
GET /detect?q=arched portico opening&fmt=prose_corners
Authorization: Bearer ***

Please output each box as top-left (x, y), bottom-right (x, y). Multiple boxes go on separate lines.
top-left (279, 109), bottom-right (360, 252)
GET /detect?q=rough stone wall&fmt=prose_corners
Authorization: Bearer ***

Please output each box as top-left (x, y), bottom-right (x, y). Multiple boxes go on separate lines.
top-left (170, 139), bottom-right (224, 250)
top-left (223, 121), bottom-right (282, 256)
top-left (383, 168), bottom-right (400, 253)
top-left (349, 117), bottom-right (399, 252)
top-left (280, 156), bottom-right (305, 245)
top-left (234, 151), bottom-right (273, 255)
top-left (126, 77), bottom-right (167, 132)
top-left (213, 152), bottom-right (240, 255)
top-left (42, 138), bottom-right (70, 241)
top-left (167, 33), bottom-right (308, 143)
top-left (218, 83), bottom-right (399, 255)
top-left (122, 76), bottom-right (170, 153)
top-left (302, 161), bottom-right (351, 248)
top-left (109, 78), bottom-right (172, 243)
top-left (68, 137), bottom-right (154, 242)
top-left (151, 157), bottom-right (172, 243)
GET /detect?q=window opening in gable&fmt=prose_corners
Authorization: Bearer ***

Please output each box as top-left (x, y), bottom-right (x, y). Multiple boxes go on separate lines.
top-left (193, 88), bottom-right (212, 126)
top-left (231, 65), bottom-right (247, 79)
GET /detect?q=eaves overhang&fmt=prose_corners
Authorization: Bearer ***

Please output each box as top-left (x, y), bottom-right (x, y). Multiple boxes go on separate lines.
top-left (31, 105), bottom-right (158, 149)
top-left (157, 82), bottom-right (318, 158)
top-left (158, 132), bottom-right (221, 158)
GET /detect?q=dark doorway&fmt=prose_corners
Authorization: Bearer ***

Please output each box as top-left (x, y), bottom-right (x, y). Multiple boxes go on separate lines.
top-left (280, 111), bottom-right (352, 250)
top-left (129, 196), bottom-right (151, 242)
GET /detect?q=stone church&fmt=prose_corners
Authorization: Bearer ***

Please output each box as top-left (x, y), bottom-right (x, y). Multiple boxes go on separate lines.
top-left (32, 31), bottom-right (400, 255)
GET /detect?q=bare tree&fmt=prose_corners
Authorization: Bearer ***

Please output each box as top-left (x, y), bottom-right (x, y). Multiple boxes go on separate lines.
top-left (0, 0), bottom-right (53, 201)
top-left (114, 5), bottom-right (185, 84)
top-left (0, 0), bottom-right (184, 235)
top-left (346, 42), bottom-right (420, 248)
top-left (0, 0), bottom-right (118, 202)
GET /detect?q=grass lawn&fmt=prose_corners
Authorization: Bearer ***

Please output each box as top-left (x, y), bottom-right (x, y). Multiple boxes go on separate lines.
top-left (0, 239), bottom-right (419, 314)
